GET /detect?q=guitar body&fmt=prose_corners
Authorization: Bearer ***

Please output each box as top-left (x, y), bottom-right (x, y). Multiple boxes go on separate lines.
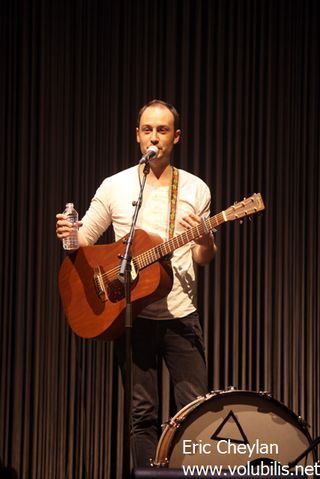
top-left (59, 229), bottom-right (173, 340)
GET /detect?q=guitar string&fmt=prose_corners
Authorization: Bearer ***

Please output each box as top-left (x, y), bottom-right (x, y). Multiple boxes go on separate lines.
top-left (96, 200), bottom-right (260, 285)
top-left (96, 229), bottom-right (200, 282)
top-left (98, 215), bottom-right (220, 283)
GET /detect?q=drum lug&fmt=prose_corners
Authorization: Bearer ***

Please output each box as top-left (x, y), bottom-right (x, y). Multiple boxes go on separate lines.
top-left (174, 417), bottom-right (185, 428)
top-left (150, 458), bottom-right (169, 467)
top-left (258, 390), bottom-right (272, 398)
top-left (298, 415), bottom-right (310, 428)
top-left (161, 416), bottom-right (185, 430)
top-left (203, 392), bottom-right (213, 399)
top-left (209, 389), bottom-right (221, 395)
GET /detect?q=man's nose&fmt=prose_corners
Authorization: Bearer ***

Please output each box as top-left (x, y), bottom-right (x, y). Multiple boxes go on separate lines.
top-left (150, 129), bottom-right (159, 144)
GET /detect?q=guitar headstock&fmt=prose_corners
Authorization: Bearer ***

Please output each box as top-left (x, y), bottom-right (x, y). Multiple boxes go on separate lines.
top-left (224, 193), bottom-right (265, 222)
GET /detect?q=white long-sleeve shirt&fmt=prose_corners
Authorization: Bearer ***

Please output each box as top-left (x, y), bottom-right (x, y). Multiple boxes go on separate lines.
top-left (79, 165), bottom-right (211, 319)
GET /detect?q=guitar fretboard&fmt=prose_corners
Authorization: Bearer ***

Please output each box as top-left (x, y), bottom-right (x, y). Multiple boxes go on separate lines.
top-left (134, 212), bottom-right (225, 270)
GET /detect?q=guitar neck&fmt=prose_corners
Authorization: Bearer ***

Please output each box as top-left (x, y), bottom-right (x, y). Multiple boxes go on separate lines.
top-left (135, 211), bottom-right (226, 270)
top-left (134, 193), bottom-right (264, 270)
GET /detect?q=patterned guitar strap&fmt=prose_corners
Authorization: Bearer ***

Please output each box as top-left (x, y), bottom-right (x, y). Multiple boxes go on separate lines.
top-left (168, 166), bottom-right (179, 240)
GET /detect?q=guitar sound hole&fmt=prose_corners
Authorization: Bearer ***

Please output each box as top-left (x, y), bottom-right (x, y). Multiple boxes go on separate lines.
top-left (107, 279), bottom-right (125, 303)
top-left (107, 275), bottom-right (139, 303)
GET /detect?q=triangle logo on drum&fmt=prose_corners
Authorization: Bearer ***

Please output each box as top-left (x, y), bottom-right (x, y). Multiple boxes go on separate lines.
top-left (210, 410), bottom-right (249, 445)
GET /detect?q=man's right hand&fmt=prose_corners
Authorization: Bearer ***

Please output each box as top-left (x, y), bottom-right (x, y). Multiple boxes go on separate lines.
top-left (55, 213), bottom-right (83, 241)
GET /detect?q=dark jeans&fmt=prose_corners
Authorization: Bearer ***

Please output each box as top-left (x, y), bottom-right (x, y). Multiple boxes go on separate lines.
top-left (116, 311), bottom-right (208, 468)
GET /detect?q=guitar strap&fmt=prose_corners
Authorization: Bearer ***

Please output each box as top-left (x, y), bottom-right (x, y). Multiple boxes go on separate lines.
top-left (168, 166), bottom-right (179, 240)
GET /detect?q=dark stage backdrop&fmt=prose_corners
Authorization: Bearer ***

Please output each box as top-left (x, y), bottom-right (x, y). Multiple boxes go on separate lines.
top-left (1, 0), bottom-right (319, 478)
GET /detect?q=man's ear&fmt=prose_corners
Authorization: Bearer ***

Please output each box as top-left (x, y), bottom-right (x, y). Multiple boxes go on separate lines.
top-left (136, 127), bottom-right (141, 144)
top-left (174, 129), bottom-right (181, 144)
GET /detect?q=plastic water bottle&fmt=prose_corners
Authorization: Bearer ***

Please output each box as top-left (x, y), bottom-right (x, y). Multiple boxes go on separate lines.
top-left (62, 203), bottom-right (79, 251)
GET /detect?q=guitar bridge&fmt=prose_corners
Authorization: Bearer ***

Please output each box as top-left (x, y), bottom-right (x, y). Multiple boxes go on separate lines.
top-left (93, 266), bottom-right (108, 302)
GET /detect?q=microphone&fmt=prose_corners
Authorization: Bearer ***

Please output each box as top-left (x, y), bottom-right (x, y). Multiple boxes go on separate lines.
top-left (139, 145), bottom-right (159, 164)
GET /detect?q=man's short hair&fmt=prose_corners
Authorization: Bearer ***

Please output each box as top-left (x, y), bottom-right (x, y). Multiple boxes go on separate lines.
top-left (137, 99), bottom-right (180, 130)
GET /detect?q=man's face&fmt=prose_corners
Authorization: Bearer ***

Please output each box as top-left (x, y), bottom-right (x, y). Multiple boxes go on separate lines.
top-left (136, 105), bottom-right (181, 163)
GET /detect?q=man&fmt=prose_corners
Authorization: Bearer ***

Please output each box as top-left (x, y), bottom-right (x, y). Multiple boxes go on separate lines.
top-left (56, 99), bottom-right (217, 467)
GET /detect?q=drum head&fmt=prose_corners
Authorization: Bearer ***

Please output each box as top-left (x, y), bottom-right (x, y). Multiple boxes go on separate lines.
top-left (155, 390), bottom-right (315, 470)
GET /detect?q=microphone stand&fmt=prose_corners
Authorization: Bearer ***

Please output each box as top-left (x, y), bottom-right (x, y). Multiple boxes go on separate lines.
top-left (118, 160), bottom-right (150, 478)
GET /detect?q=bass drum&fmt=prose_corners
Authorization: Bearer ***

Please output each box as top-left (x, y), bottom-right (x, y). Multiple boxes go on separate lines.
top-left (154, 390), bottom-right (316, 469)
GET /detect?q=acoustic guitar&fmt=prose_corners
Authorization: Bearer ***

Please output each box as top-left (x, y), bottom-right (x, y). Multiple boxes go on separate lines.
top-left (59, 193), bottom-right (265, 340)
